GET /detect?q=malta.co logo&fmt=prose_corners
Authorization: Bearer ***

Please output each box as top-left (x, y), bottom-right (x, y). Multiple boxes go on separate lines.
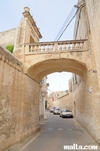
top-left (63, 144), bottom-right (98, 150)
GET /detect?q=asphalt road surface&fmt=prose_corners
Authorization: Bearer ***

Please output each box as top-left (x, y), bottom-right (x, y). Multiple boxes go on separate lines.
top-left (5, 110), bottom-right (100, 151)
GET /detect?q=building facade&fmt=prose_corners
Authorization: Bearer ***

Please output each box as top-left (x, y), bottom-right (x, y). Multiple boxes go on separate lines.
top-left (71, 0), bottom-right (100, 143)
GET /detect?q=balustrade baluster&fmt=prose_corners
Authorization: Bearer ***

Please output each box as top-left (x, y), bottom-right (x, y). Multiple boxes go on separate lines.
top-left (33, 45), bottom-right (36, 52)
top-left (37, 45), bottom-right (39, 52)
top-left (33, 45), bottom-right (35, 52)
top-left (63, 44), bottom-right (66, 51)
top-left (50, 45), bottom-right (53, 51)
top-left (34, 45), bottom-right (37, 52)
top-left (40, 46), bottom-right (42, 52)
top-left (75, 42), bottom-right (80, 50)
top-left (48, 45), bottom-right (50, 52)
top-left (48, 45), bottom-right (50, 51)
top-left (28, 46), bottom-right (30, 52)
top-left (27, 40), bottom-right (87, 54)
top-left (70, 44), bottom-right (72, 50)
top-left (66, 43), bottom-right (68, 51)
top-left (68, 43), bottom-right (70, 51)
top-left (52, 44), bottom-right (54, 52)
top-left (45, 45), bottom-right (47, 52)
top-left (59, 44), bottom-right (62, 51)
top-left (72, 43), bottom-right (75, 51)
top-left (80, 42), bottom-right (84, 50)
top-left (46, 45), bottom-right (49, 52)
top-left (49, 45), bottom-right (52, 51)
top-left (29, 46), bottom-right (32, 52)
top-left (54, 43), bottom-right (58, 52)
top-left (42, 46), bottom-right (45, 52)
top-left (39, 45), bottom-right (41, 52)
top-left (35, 45), bottom-right (37, 52)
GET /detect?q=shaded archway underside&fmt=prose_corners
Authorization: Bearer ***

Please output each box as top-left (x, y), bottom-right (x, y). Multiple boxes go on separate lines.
top-left (27, 58), bottom-right (88, 83)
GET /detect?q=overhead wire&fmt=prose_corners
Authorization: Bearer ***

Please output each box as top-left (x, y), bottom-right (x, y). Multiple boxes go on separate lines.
top-left (54, 5), bottom-right (79, 41)
top-left (54, 7), bottom-right (75, 41)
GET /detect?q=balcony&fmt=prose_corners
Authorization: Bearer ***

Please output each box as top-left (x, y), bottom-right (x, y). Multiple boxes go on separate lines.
top-left (24, 39), bottom-right (88, 54)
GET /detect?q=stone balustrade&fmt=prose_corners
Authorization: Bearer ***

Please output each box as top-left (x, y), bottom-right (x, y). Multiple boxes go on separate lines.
top-left (25, 39), bottom-right (88, 54)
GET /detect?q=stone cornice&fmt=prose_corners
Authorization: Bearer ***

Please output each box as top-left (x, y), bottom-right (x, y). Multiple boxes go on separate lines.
top-left (22, 7), bottom-right (42, 39)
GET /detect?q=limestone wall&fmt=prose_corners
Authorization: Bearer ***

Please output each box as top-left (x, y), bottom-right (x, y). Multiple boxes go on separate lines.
top-left (48, 91), bottom-right (73, 112)
top-left (72, 73), bottom-right (100, 141)
top-left (0, 28), bottom-right (16, 48)
top-left (57, 92), bottom-right (73, 111)
top-left (0, 46), bottom-right (40, 151)
top-left (84, 2), bottom-right (100, 142)
top-left (73, 0), bottom-right (100, 143)
top-left (85, 0), bottom-right (100, 90)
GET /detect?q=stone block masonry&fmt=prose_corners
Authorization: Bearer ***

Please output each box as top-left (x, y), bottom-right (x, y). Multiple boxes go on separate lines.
top-left (0, 28), bottom-right (16, 47)
top-left (0, 46), bottom-right (40, 151)
top-left (72, 0), bottom-right (100, 144)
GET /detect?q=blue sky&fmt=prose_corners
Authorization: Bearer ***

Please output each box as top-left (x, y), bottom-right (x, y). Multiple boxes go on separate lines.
top-left (0, 0), bottom-right (78, 91)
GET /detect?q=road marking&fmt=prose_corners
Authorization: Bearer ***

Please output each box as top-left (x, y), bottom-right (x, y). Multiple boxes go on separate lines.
top-left (48, 128), bottom-right (64, 130)
top-left (40, 122), bottom-right (46, 124)
top-left (58, 128), bottom-right (63, 130)
top-left (19, 133), bottom-right (40, 151)
top-left (48, 128), bottom-right (53, 130)
top-left (68, 129), bottom-right (72, 130)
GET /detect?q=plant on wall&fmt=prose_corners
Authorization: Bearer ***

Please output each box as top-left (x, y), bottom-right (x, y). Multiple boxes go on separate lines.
top-left (5, 44), bottom-right (14, 53)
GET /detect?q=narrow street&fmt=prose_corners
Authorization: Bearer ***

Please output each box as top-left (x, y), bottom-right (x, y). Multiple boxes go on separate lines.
top-left (6, 111), bottom-right (100, 151)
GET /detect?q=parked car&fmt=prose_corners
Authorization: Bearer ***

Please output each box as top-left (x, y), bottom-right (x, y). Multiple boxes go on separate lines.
top-left (50, 107), bottom-right (55, 113)
top-left (60, 109), bottom-right (67, 117)
top-left (53, 108), bottom-right (60, 115)
top-left (60, 109), bottom-right (73, 118)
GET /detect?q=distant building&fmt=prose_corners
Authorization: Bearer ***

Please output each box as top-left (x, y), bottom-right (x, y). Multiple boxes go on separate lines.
top-left (47, 89), bottom-right (73, 111)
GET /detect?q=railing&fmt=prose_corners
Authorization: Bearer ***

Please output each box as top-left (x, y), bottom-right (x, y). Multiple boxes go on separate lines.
top-left (25, 39), bottom-right (88, 54)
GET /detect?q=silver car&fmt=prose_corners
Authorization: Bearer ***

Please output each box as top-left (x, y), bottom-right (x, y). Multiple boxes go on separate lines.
top-left (50, 107), bottom-right (55, 113)
top-left (53, 108), bottom-right (60, 115)
top-left (60, 109), bottom-right (73, 118)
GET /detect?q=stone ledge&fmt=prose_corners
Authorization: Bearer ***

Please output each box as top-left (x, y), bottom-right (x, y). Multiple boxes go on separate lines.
top-left (0, 46), bottom-right (23, 71)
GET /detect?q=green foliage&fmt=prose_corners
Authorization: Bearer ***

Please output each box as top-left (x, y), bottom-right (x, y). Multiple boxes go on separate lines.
top-left (5, 44), bottom-right (14, 53)
top-left (45, 100), bottom-right (47, 109)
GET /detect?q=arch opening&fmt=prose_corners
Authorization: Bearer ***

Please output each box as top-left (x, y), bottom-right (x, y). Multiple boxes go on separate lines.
top-left (27, 58), bottom-right (88, 83)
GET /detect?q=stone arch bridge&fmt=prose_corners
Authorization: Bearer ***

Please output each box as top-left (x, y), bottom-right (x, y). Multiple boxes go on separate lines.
top-left (19, 39), bottom-right (91, 83)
